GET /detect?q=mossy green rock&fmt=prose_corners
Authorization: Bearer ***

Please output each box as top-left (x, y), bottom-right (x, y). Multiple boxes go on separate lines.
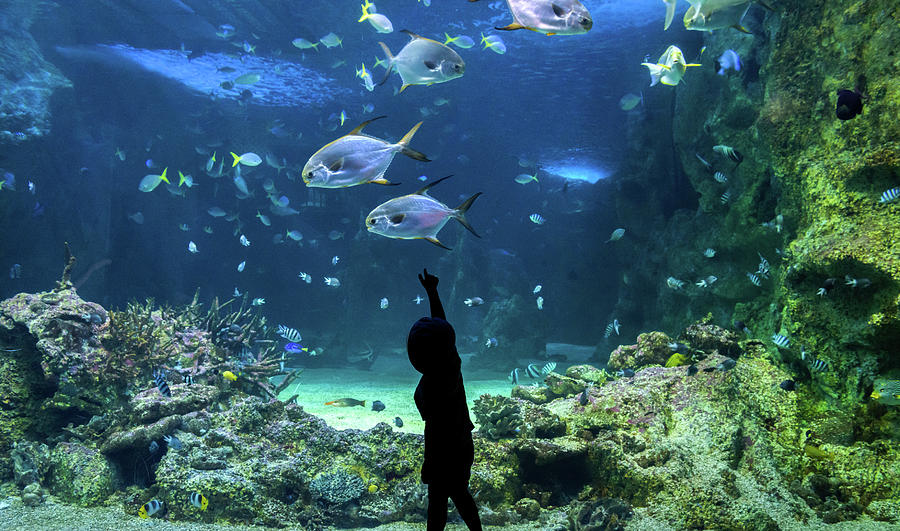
top-left (48, 443), bottom-right (113, 505)
top-left (607, 331), bottom-right (672, 371)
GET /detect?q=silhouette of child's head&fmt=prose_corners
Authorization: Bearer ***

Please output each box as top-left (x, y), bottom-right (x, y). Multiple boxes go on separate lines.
top-left (407, 317), bottom-right (458, 374)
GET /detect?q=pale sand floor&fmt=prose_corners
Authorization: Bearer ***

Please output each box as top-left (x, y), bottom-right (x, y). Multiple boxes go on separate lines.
top-left (275, 353), bottom-right (518, 434)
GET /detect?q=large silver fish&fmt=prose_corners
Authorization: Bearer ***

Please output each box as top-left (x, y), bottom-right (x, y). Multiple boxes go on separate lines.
top-left (365, 175), bottom-right (481, 249)
top-left (684, 0), bottom-right (752, 32)
top-left (641, 45), bottom-right (701, 86)
top-left (302, 116), bottom-right (429, 188)
top-left (378, 31), bottom-right (465, 92)
top-left (473, 0), bottom-right (592, 35)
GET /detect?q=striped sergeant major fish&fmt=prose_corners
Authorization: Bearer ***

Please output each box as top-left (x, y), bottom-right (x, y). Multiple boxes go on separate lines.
top-left (154, 369), bottom-right (171, 397)
top-left (277, 325), bottom-right (302, 342)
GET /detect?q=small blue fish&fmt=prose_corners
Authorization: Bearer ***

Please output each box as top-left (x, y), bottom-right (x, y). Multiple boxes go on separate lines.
top-left (717, 49), bottom-right (741, 75)
top-left (529, 213), bottom-right (546, 225)
top-left (163, 434), bottom-right (183, 450)
top-left (284, 342), bottom-right (308, 354)
top-left (394, 416), bottom-right (403, 427)
top-left (418, 175), bottom-right (428, 181)
top-left (371, 400), bottom-right (386, 411)
top-left (1, 171), bottom-right (15, 190)
top-left (148, 440), bottom-right (159, 454)
top-left (145, 158), bottom-right (155, 169)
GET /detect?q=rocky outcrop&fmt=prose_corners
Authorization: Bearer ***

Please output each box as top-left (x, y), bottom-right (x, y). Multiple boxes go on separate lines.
top-left (0, 0), bottom-right (72, 144)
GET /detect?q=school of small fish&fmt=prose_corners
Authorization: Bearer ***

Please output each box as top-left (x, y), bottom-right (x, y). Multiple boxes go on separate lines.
top-left (14, 0), bottom-right (884, 414)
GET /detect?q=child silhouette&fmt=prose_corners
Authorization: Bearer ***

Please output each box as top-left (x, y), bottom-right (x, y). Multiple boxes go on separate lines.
top-left (407, 269), bottom-right (482, 531)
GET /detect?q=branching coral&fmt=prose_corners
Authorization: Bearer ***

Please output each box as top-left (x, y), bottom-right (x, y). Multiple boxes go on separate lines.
top-left (473, 394), bottom-right (522, 440)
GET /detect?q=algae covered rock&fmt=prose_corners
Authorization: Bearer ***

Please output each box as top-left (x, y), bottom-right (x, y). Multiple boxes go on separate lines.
top-left (565, 364), bottom-right (612, 384)
top-left (607, 331), bottom-right (672, 370)
top-left (309, 468), bottom-right (365, 504)
top-left (47, 443), bottom-right (113, 505)
top-left (681, 318), bottom-right (741, 358)
top-left (0, 287), bottom-right (125, 457)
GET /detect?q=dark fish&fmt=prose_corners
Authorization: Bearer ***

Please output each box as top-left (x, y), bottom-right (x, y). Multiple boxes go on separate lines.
top-left (509, 368), bottom-right (519, 385)
top-left (616, 368), bottom-right (635, 378)
top-left (687, 364), bottom-right (698, 376)
top-left (779, 379), bottom-right (796, 391)
top-left (702, 366), bottom-right (716, 373)
top-left (217, 66), bottom-right (237, 73)
top-left (835, 89), bottom-right (863, 120)
top-left (734, 321), bottom-right (750, 335)
top-left (579, 385), bottom-right (591, 406)
top-left (717, 359), bottom-right (737, 371)
top-left (668, 341), bottom-right (691, 352)
top-left (148, 440), bottom-right (159, 454)
top-left (220, 81), bottom-right (235, 90)
top-left (324, 398), bottom-right (365, 407)
top-left (371, 400), bottom-right (386, 412)
top-left (154, 369), bottom-right (171, 397)
top-left (695, 153), bottom-right (714, 173)
top-left (394, 416), bottom-right (404, 427)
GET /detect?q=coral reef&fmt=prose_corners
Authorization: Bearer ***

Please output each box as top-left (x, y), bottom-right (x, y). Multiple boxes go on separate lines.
top-left (3, 280), bottom-right (899, 528)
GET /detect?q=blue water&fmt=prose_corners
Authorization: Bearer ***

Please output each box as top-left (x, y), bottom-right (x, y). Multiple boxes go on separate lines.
top-left (2, 0), bottom-right (702, 354)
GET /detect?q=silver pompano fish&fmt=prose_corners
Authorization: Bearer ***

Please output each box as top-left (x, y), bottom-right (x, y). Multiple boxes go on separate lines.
top-left (484, 0), bottom-right (593, 35)
top-left (378, 30), bottom-right (465, 92)
top-left (366, 175), bottom-right (481, 249)
top-left (303, 116), bottom-right (429, 188)
top-left (684, 0), bottom-right (754, 32)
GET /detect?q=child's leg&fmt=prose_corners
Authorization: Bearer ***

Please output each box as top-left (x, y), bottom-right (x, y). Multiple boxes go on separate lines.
top-left (427, 484), bottom-right (449, 530)
top-left (449, 486), bottom-right (482, 531)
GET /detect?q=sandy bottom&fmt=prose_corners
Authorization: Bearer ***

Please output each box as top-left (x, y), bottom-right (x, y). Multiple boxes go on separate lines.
top-left (275, 353), bottom-right (523, 434)
top-left (0, 498), bottom-right (558, 530)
